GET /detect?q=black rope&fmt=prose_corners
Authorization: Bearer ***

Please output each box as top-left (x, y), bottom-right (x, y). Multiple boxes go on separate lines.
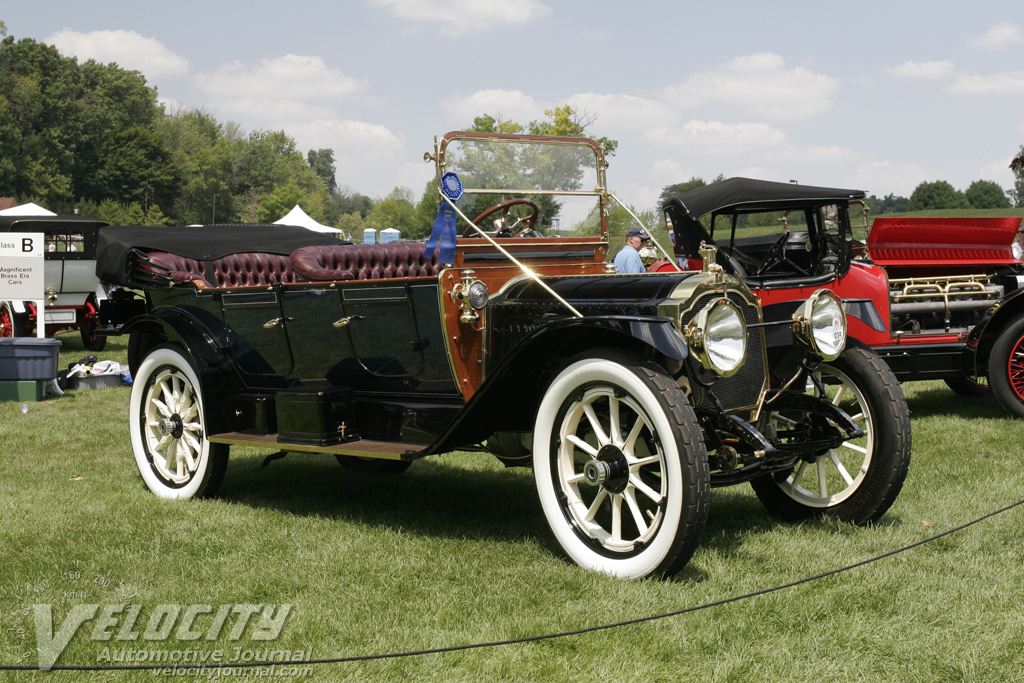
top-left (5, 497), bottom-right (1022, 672)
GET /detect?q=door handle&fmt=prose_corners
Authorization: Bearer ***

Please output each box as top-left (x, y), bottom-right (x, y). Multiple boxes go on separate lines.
top-left (332, 315), bottom-right (365, 328)
top-left (262, 317), bottom-right (294, 328)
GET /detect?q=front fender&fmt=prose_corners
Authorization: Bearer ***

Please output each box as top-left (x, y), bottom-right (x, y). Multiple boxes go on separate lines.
top-left (430, 316), bottom-right (688, 452)
top-left (966, 287), bottom-right (1024, 373)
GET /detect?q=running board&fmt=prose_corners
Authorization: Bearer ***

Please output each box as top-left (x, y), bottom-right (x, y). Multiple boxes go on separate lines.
top-left (208, 432), bottom-right (426, 460)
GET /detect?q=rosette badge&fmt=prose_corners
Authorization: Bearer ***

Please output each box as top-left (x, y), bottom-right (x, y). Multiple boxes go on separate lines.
top-left (441, 172), bottom-right (463, 201)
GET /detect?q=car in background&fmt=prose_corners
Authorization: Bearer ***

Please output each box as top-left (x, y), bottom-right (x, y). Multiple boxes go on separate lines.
top-left (659, 177), bottom-right (1024, 417)
top-left (0, 215), bottom-right (111, 350)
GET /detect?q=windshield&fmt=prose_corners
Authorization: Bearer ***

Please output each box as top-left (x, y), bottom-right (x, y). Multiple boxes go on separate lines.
top-left (437, 133), bottom-right (607, 237)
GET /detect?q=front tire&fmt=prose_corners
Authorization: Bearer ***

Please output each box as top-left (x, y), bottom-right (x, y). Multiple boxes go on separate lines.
top-left (751, 347), bottom-right (910, 524)
top-left (987, 314), bottom-right (1024, 418)
top-left (533, 350), bottom-right (710, 579)
top-left (129, 345), bottom-right (228, 499)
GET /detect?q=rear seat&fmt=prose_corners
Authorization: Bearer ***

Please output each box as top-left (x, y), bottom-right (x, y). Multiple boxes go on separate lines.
top-left (145, 243), bottom-right (439, 288)
top-left (290, 243), bottom-right (440, 281)
top-left (145, 252), bottom-right (297, 288)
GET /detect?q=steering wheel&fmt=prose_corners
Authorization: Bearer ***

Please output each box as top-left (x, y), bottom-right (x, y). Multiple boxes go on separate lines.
top-left (465, 198), bottom-right (539, 238)
top-left (755, 230), bottom-right (791, 275)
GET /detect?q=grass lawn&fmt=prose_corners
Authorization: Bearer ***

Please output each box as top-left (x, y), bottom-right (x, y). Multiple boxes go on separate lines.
top-left (2, 331), bottom-right (1024, 681)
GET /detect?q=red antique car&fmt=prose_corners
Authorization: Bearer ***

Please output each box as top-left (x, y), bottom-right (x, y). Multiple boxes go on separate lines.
top-left (658, 177), bottom-right (1024, 417)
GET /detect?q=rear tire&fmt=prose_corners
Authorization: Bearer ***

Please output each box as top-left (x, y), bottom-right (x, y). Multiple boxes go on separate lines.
top-left (130, 345), bottom-right (228, 498)
top-left (944, 376), bottom-right (989, 397)
top-left (533, 349), bottom-right (710, 579)
top-left (987, 314), bottom-right (1024, 418)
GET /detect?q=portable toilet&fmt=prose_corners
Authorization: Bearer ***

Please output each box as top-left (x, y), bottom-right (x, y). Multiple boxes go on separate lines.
top-left (363, 228), bottom-right (377, 244)
top-left (380, 228), bottom-right (400, 244)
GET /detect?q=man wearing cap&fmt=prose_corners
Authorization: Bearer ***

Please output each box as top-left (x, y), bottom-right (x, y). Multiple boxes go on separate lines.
top-left (613, 227), bottom-right (650, 273)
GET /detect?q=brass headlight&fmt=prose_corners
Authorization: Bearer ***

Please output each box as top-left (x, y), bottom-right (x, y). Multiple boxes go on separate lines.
top-left (686, 298), bottom-right (747, 377)
top-left (793, 289), bottom-right (846, 361)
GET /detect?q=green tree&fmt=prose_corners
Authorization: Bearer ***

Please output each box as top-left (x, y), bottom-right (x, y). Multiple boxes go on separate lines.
top-left (332, 185), bottom-right (374, 218)
top-left (867, 193), bottom-right (910, 215)
top-left (964, 180), bottom-right (1010, 209)
top-left (88, 126), bottom-right (179, 210)
top-left (159, 109), bottom-right (236, 223)
top-left (307, 148), bottom-right (337, 191)
top-left (1008, 147), bottom-right (1023, 208)
top-left (258, 180), bottom-right (327, 224)
top-left (335, 212), bottom-right (368, 242)
top-left (908, 180), bottom-right (970, 211)
top-left (367, 187), bottom-right (418, 238)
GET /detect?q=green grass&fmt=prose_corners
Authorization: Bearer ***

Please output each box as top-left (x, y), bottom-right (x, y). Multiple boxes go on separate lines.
top-left (2, 333), bottom-right (1024, 681)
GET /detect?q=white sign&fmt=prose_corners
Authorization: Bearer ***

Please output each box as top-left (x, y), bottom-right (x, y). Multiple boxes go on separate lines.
top-left (0, 232), bottom-right (45, 300)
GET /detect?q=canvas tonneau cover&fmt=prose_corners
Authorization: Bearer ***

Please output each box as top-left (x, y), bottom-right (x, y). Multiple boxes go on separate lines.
top-left (96, 224), bottom-right (345, 286)
top-left (671, 177), bottom-right (866, 220)
top-left (867, 217), bottom-right (1023, 267)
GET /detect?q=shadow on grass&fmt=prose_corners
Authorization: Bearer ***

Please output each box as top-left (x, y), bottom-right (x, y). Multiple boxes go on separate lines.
top-left (217, 452), bottom-right (551, 546)
top-left (213, 450), bottom-right (872, 580)
top-left (903, 385), bottom-right (1005, 420)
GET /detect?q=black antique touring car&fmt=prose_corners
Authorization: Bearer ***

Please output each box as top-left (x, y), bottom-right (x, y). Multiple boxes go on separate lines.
top-left (97, 132), bottom-right (910, 578)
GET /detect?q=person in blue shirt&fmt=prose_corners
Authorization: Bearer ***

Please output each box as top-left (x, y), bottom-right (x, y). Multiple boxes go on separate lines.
top-left (613, 227), bottom-right (650, 273)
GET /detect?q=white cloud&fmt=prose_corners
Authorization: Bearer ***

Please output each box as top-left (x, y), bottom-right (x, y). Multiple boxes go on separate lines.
top-left (884, 60), bottom-right (956, 80)
top-left (194, 55), bottom-right (366, 106)
top-left (947, 71), bottom-right (1024, 95)
top-left (645, 120), bottom-right (788, 157)
top-left (439, 89), bottom-right (546, 126)
top-left (565, 93), bottom-right (675, 129)
top-left (659, 53), bottom-right (841, 120)
top-left (968, 22), bottom-right (1023, 50)
top-left (850, 161), bottom-right (933, 197)
top-left (46, 29), bottom-right (188, 77)
top-left (370, 0), bottom-right (551, 36)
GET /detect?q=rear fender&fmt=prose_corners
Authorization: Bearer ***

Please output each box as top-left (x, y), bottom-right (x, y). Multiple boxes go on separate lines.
top-left (124, 310), bottom-right (243, 434)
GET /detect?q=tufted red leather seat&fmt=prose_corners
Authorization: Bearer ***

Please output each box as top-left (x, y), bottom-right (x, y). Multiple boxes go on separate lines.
top-left (146, 252), bottom-right (211, 286)
top-left (145, 252), bottom-right (297, 288)
top-left (213, 253), bottom-right (297, 287)
top-left (290, 243), bottom-right (441, 281)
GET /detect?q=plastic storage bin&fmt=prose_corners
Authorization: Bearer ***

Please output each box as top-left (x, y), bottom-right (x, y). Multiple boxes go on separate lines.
top-left (0, 338), bottom-right (61, 381)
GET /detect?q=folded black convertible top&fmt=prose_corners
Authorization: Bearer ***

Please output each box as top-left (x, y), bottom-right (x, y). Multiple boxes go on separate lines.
top-left (96, 224), bottom-right (344, 285)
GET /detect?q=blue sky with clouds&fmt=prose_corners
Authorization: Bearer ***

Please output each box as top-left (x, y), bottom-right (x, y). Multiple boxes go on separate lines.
top-left (5, 1), bottom-right (1024, 209)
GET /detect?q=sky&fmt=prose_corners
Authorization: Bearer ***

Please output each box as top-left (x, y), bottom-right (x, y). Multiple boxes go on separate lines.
top-left (4, 1), bottom-right (1024, 212)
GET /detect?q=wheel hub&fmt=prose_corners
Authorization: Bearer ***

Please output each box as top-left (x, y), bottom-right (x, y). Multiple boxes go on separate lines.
top-left (583, 444), bottom-right (630, 494)
top-left (157, 415), bottom-right (184, 440)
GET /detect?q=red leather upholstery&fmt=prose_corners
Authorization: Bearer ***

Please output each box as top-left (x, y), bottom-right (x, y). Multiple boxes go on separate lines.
top-left (290, 243), bottom-right (441, 281)
top-left (213, 253), bottom-right (297, 287)
top-left (146, 252), bottom-right (297, 288)
top-left (147, 252), bottom-right (210, 286)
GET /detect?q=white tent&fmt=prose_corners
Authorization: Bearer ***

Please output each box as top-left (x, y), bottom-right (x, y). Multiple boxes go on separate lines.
top-left (274, 205), bottom-right (341, 234)
top-left (0, 202), bottom-right (56, 216)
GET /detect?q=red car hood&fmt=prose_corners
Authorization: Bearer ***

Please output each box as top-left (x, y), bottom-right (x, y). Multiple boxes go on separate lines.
top-left (867, 216), bottom-right (1022, 267)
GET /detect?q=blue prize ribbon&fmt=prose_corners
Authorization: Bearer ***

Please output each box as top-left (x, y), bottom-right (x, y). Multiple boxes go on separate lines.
top-left (426, 173), bottom-right (462, 264)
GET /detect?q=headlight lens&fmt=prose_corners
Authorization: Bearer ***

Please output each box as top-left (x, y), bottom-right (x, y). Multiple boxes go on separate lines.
top-left (793, 289), bottom-right (846, 361)
top-left (686, 298), bottom-right (747, 377)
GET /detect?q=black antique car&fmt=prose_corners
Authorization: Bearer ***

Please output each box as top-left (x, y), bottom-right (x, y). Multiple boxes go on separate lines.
top-left (97, 132), bottom-right (910, 579)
